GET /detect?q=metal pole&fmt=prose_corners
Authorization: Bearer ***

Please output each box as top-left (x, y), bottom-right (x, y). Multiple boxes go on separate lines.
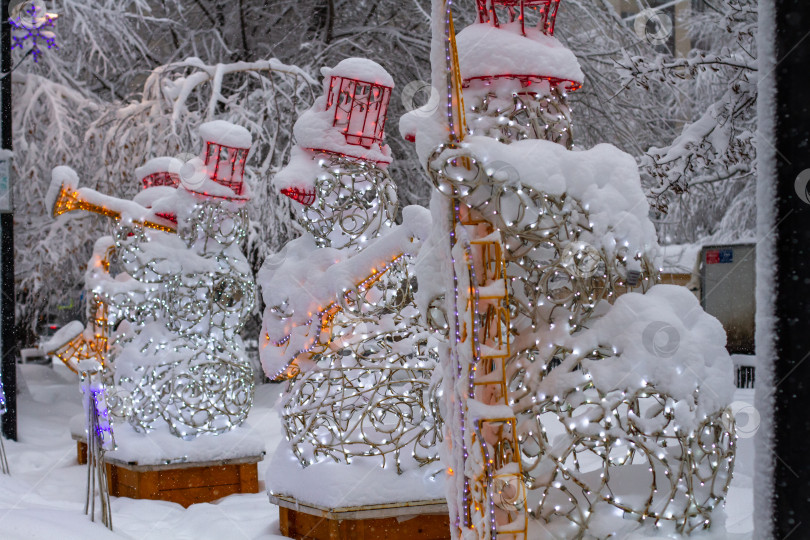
top-left (759, 0), bottom-right (810, 537)
top-left (0, 0), bottom-right (16, 442)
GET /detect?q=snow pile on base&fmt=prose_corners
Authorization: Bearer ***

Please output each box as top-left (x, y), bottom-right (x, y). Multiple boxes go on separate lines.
top-left (456, 22), bottom-right (584, 84)
top-left (100, 422), bottom-right (265, 466)
top-left (266, 440), bottom-right (445, 508)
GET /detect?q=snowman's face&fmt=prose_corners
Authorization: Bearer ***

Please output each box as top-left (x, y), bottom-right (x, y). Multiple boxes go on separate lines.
top-left (295, 154), bottom-right (397, 251)
top-left (179, 200), bottom-right (249, 252)
top-left (464, 80), bottom-right (574, 149)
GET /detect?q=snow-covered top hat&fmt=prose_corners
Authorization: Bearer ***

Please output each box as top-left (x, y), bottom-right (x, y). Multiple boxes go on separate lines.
top-left (275, 58), bottom-right (395, 206)
top-left (180, 120), bottom-right (253, 201)
top-left (477, 0), bottom-right (560, 36)
top-left (135, 157), bottom-right (182, 190)
top-left (327, 59), bottom-right (393, 151)
top-left (307, 58), bottom-right (394, 160)
top-left (459, 0), bottom-right (583, 92)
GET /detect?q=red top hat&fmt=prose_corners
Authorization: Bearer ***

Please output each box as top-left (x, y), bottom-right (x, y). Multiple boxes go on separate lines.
top-left (476, 0), bottom-right (560, 36)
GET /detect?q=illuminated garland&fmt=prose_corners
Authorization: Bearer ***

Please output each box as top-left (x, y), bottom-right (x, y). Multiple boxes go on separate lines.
top-left (464, 84), bottom-right (575, 149)
top-left (48, 127), bottom-right (257, 440)
top-left (45, 245), bottom-right (116, 375)
top-left (266, 253), bottom-right (407, 381)
top-left (515, 363), bottom-right (735, 534)
top-left (297, 151), bottom-right (397, 252)
top-left (110, 199), bottom-right (256, 439)
top-left (281, 255), bottom-right (441, 472)
top-left (262, 71), bottom-right (442, 473)
top-left (423, 3), bottom-right (532, 537)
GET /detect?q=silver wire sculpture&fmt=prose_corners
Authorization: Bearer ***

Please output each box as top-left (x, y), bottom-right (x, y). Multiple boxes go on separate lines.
top-left (426, 144), bottom-right (735, 536)
top-left (465, 83), bottom-right (575, 149)
top-left (281, 256), bottom-right (442, 472)
top-left (109, 199), bottom-right (256, 439)
top-left (419, 44), bottom-right (735, 537)
top-left (80, 362), bottom-right (114, 530)
top-left (297, 152), bottom-right (398, 251)
top-left (45, 126), bottom-right (257, 442)
top-left (266, 153), bottom-right (442, 472)
top-left (513, 353), bottom-right (736, 535)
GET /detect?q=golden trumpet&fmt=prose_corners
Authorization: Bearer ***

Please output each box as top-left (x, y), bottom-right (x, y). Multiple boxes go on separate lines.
top-left (52, 182), bottom-right (177, 234)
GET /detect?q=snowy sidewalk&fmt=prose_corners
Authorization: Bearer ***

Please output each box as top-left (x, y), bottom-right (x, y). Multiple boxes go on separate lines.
top-left (0, 364), bottom-right (287, 540)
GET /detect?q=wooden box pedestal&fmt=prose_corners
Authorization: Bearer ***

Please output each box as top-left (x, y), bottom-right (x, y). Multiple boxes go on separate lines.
top-left (271, 494), bottom-right (451, 540)
top-left (72, 428), bottom-right (264, 508)
top-left (76, 439), bottom-right (88, 465)
top-left (104, 455), bottom-right (262, 508)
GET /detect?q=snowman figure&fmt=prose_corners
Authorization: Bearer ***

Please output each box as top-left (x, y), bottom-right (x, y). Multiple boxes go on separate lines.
top-left (48, 121), bottom-right (256, 440)
top-left (260, 59), bottom-right (441, 475)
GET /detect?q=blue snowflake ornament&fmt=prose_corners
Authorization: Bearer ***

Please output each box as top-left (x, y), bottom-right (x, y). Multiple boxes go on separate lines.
top-left (9, 2), bottom-right (58, 63)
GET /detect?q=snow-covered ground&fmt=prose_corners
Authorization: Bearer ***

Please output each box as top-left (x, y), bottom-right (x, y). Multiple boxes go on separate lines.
top-left (0, 364), bottom-right (287, 540)
top-left (0, 364), bottom-right (755, 539)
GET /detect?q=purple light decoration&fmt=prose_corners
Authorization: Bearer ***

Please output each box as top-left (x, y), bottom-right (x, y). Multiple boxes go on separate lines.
top-left (0, 376), bottom-right (6, 415)
top-left (90, 388), bottom-right (114, 445)
top-left (81, 379), bottom-right (115, 452)
top-left (9, 3), bottom-right (58, 63)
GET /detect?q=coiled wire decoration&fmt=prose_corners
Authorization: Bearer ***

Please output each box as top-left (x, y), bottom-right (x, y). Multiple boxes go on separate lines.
top-left (511, 348), bottom-right (735, 536)
top-left (280, 255), bottom-right (443, 472)
top-left (465, 84), bottom-right (574, 149)
top-left (271, 152), bottom-right (442, 472)
top-left (298, 152), bottom-right (398, 251)
top-left (108, 199), bottom-right (255, 439)
top-left (425, 142), bottom-right (733, 537)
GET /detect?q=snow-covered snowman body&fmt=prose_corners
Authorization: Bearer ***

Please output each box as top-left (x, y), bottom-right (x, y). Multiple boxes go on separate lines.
top-left (113, 193), bottom-right (254, 439)
top-left (260, 60), bottom-right (442, 494)
top-left (49, 121), bottom-right (256, 441)
top-left (403, 2), bottom-right (736, 538)
top-left (115, 123), bottom-right (255, 439)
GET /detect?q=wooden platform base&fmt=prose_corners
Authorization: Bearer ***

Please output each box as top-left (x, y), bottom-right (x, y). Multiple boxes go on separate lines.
top-left (105, 455), bottom-right (262, 508)
top-left (272, 494), bottom-right (451, 540)
top-left (76, 440), bottom-right (88, 465)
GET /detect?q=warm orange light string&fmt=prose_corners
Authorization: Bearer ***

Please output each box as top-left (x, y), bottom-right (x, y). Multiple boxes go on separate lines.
top-left (267, 253), bottom-right (407, 380)
top-left (47, 248), bottom-right (116, 373)
top-left (52, 184), bottom-right (177, 234)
